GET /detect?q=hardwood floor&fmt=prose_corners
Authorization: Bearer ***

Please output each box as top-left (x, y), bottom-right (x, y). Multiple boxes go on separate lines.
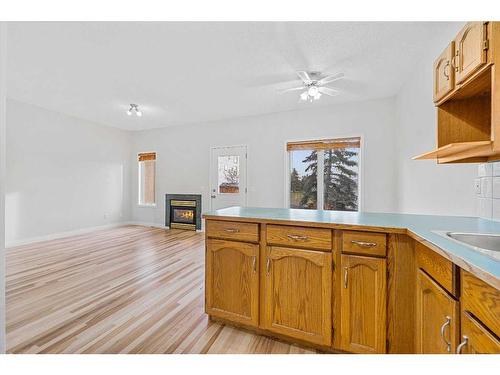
top-left (6, 225), bottom-right (316, 354)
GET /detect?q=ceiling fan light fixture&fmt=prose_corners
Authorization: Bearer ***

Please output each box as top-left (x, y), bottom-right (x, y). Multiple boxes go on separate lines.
top-left (300, 91), bottom-right (309, 101)
top-left (307, 85), bottom-right (319, 97)
top-left (127, 104), bottom-right (142, 117)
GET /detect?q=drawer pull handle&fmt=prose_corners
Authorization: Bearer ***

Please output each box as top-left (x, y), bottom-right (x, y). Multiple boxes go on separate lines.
top-left (266, 258), bottom-right (271, 275)
top-left (224, 228), bottom-right (240, 233)
top-left (287, 234), bottom-right (309, 241)
top-left (351, 240), bottom-right (377, 248)
top-left (440, 316), bottom-right (452, 352)
top-left (252, 256), bottom-right (257, 273)
top-left (344, 267), bottom-right (348, 289)
top-left (456, 336), bottom-right (469, 354)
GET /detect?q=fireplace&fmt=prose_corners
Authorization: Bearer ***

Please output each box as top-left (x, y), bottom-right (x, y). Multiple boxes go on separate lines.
top-left (165, 194), bottom-right (202, 230)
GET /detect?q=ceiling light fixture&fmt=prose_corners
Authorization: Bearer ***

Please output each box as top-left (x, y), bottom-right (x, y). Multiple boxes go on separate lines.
top-left (279, 71), bottom-right (344, 102)
top-left (127, 104), bottom-right (142, 117)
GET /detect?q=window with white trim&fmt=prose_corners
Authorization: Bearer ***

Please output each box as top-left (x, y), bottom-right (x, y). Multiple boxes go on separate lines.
top-left (288, 137), bottom-right (360, 211)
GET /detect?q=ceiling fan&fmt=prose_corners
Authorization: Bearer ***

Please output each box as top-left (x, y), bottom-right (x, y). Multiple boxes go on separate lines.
top-left (279, 71), bottom-right (345, 102)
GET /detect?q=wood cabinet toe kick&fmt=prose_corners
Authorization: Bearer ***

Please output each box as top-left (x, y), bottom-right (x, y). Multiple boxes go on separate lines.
top-left (204, 217), bottom-right (500, 354)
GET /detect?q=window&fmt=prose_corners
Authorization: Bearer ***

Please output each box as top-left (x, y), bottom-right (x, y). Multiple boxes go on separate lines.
top-left (288, 137), bottom-right (360, 211)
top-left (138, 152), bottom-right (156, 206)
top-left (217, 155), bottom-right (240, 194)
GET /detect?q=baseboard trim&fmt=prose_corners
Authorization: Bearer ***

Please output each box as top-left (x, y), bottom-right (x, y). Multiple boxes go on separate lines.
top-left (6, 222), bottom-right (128, 248)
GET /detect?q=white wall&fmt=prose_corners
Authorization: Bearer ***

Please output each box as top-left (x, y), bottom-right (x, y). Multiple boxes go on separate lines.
top-left (5, 99), bottom-right (132, 246)
top-left (0, 22), bottom-right (7, 354)
top-left (395, 22), bottom-right (478, 217)
top-left (131, 97), bottom-right (398, 225)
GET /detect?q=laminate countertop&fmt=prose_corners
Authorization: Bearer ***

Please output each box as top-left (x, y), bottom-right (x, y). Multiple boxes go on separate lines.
top-left (203, 206), bottom-right (500, 289)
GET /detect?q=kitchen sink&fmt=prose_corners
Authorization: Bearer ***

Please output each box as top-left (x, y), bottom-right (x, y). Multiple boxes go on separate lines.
top-left (432, 231), bottom-right (500, 262)
top-left (446, 232), bottom-right (500, 252)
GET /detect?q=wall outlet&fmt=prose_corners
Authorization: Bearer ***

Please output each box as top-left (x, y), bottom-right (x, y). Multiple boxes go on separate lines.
top-left (103, 213), bottom-right (108, 220)
top-left (475, 179), bottom-right (482, 195)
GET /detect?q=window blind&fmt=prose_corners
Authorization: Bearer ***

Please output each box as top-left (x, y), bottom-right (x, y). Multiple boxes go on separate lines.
top-left (138, 152), bottom-right (156, 162)
top-left (286, 137), bottom-right (360, 151)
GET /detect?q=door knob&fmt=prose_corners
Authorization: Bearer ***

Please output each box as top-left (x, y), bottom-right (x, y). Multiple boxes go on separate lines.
top-left (211, 195), bottom-right (216, 198)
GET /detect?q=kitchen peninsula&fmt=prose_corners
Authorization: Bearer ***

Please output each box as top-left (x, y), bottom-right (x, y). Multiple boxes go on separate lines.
top-left (203, 207), bottom-right (500, 354)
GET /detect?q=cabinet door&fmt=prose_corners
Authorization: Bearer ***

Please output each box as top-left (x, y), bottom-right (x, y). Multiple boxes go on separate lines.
top-left (205, 239), bottom-right (259, 327)
top-left (263, 246), bottom-right (332, 346)
top-left (340, 254), bottom-right (386, 353)
top-left (454, 22), bottom-right (488, 84)
top-left (415, 270), bottom-right (459, 353)
top-left (433, 42), bottom-right (455, 103)
top-left (457, 311), bottom-right (500, 354)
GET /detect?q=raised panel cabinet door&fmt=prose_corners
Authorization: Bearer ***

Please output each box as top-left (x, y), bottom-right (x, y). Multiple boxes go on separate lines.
top-left (433, 42), bottom-right (455, 102)
top-left (205, 239), bottom-right (259, 327)
top-left (454, 22), bottom-right (488, 84)
top-left (415, 270), bottom-right (459, 354)
top-left (262, 246), bottom-right (332, 346)
top-left (340, 254), bottom-right (386, 353)
top-left (457, 311), bottom-right (500, 354)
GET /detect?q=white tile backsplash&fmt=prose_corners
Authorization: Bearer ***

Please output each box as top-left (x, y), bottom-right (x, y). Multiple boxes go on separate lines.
top-left (476, 162), bottom-right (500, 220)
top-left (493, 199), bottom-right (500, 221)
top-left (493, 177), bottom-right (500, 199)
top-left (493, 162), bottom-right (500, 177)
top-left (478, 163), bottom-right (493, 177)
top-left (479, 177), bottom-right (493, 198)
top-left (478, 197), bottom-right (493, 218)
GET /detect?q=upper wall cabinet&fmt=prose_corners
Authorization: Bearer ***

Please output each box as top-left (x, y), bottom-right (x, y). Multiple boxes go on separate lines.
top-left (454, 22), bottom-right (488, 84)
top-left (415, 22), bottom-right (500, 164)
top-left (433, 42), bottom-right (455, 102)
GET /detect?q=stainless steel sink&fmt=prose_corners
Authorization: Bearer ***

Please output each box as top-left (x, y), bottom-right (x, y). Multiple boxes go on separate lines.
top-left (446, 232), bottom-right (500, 252)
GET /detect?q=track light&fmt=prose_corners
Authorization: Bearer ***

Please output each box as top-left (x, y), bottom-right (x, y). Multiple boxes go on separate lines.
top-left (127, 104), bottom-right (142, 117)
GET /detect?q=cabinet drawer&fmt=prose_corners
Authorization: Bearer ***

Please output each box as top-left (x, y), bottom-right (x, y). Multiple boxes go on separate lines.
top-left (206, 220), bottom-right (259, 242)
top-left (342, 230), bottom-right (386, 257)
top-left (266, 225), bottom-right (332, 251)
top-left (461, 270), bottom-right (500, 338)
top-left (416, 242), bottom-right (458, 297)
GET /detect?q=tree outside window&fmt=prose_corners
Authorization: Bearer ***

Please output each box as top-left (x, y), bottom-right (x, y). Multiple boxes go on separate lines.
top-left (289, 138), bottom-right (360, 211)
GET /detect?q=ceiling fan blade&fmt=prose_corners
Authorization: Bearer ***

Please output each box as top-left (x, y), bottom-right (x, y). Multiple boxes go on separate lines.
top-left (278, 86), bottom-right (305, 94)
top-left (296, 71), bottom-right (312, 84)
top-left (318, 72), bottom-right (345, 85)
top-left (319, 86), bottom-right (340, 97)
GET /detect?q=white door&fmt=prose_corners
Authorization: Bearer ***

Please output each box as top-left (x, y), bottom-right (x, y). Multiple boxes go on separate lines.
top-left (210, 145), bottom-right (247, 210)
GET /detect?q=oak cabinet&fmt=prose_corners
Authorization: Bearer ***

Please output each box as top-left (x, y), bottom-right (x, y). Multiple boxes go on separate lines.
top-left (454, 22), bottom-right (488, 84)
top-left (205, 239), bottom-right (259, 327)
top-left (340, 254), bottom-right (386, 353)
top-left (415, 270), bottom-right (459, 353)
top-left (457, 311), bottom-right (500, 354)
top-left (262, 246), bottom-right (332, 346)
top-left (433, 42), bottom-right (455, 102)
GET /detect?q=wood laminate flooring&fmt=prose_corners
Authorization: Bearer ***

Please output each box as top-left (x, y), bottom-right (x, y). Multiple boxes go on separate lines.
top-left (6, 225), bottom-right (316, 354)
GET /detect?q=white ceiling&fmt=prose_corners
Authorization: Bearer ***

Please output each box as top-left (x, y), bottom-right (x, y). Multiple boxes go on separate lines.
top-left (7, 22), bottom-right (462, 131)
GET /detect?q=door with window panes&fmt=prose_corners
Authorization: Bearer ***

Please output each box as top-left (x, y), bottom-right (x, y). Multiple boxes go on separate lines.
top-left (288, 138), bottom-right (360, 211)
